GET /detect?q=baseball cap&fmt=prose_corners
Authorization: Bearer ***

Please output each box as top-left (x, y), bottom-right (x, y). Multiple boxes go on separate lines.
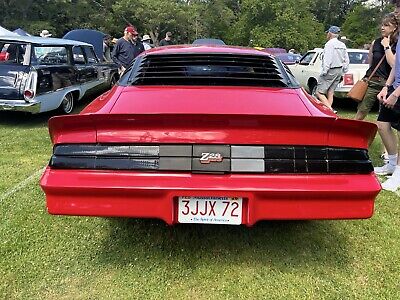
top-left (125, 26), bottom-right (138, 35)
top-left (326, 26), bottom-right (340, 34)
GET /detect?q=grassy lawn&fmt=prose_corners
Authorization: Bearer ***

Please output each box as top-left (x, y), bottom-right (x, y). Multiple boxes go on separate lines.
top-left (0, 105), bottom-right (399, 299)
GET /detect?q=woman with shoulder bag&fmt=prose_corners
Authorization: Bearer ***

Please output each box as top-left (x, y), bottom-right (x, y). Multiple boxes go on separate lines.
top-left (354, 13), bottom-right (397, 120)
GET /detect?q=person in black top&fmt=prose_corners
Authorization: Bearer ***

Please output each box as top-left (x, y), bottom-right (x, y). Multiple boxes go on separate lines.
top-left (369, 13), bottom-right (400, 177)
top-left (112, 26), bottom-right (145, 74)
top-left (355, 13), bottom-right (397, 121)
top-left (159, 32), bottom-right (173, 46)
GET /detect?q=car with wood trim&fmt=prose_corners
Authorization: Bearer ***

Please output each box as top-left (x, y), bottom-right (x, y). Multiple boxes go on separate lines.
top-left (288, 48), bottom-right (369, 98)
top-left (0, 35), bottom-right (119, 114)
top-left (40, 45), bottom-right (381, 226)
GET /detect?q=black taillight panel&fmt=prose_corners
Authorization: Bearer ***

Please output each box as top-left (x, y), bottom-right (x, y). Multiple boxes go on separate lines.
top-left (49, 144), bottom-right (373, 174)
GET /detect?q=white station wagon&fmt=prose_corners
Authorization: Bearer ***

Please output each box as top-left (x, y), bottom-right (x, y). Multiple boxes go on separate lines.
top-left (288, 48), bottom-right (369, 98)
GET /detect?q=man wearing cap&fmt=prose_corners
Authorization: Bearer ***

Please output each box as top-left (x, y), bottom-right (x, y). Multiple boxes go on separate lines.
top-left (112, 26), bottom-right (144, 74)
top-left (142, 34), bottom-right (153, 51)
top-left (316, 25), bottom-right (349, 111)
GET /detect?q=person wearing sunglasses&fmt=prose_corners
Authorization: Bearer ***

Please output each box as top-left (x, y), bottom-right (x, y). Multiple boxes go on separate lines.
top-left (112, 26), bottom-right (144, 75)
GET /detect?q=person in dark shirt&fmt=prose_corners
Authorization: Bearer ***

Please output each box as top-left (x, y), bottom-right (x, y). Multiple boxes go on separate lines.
top-left (159, 32), bottom-right (173, 46)
top-left (355, 13), bottom-right (397, 121)
top-left (112, 26), bottom-right (144, 74)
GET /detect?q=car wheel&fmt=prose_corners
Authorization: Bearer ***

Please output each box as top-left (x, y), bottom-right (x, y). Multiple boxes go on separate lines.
top-left (309, 82), bottom-right (318, 99)
top-left (110, 74), bottom-right (118, 87)
top-left (58, 93), bottom-right (74, 114)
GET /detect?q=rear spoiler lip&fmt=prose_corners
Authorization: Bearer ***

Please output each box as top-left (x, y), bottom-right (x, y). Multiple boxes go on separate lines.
top-left (48, 114), bottom-right (377, 149)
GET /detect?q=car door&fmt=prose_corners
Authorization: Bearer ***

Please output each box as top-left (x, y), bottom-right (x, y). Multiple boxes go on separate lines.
top-left (288, 51), bottom-right (317, 88)
top-left (82, 46), bottom-right (106, 95)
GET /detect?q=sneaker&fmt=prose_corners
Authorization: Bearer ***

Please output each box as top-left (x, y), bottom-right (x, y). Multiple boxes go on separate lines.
top-left (374, 163), bottom-right (396, 175)
top-left (382, 173), bottom-right (400, 191)
top-left (380, 153), bottom-right (389, 163)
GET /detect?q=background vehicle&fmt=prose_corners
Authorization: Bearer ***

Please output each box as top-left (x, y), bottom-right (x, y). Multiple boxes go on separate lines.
top-left (0, 35), bottom-right (119, 114)
top-left (40, 45), bottom-right (380, 226)
top-left (288, 48), bottom-right (369, 98)
top-left (192, 38), bottom-right (226, 45)
top-left (275, 53), bottom-right (302, 65)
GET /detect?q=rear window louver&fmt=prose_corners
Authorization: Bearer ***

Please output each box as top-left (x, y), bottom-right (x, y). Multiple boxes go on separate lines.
top-left (129, 53), bottom-right (288, 87)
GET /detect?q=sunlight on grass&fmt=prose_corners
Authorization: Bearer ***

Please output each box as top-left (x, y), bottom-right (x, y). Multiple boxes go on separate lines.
top-left (0, 108), bottom-right (399, 299)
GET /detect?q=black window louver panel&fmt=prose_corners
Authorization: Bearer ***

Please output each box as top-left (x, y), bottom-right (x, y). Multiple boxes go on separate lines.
top-left (130, 53), bottom-right (289, 87)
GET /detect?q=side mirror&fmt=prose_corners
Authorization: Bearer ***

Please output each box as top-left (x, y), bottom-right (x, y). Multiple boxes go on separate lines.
top-left (295, 59), bottom-right (300, 64)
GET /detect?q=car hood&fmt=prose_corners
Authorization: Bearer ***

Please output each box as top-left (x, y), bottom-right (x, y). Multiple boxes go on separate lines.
top-left (110, 86), bottom-right (313, 116)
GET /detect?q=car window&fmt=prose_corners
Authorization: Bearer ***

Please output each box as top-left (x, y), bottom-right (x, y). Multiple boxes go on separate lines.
top-left (72, 46), bottom-right (86, 65)
top-left (299, 52), bottom-right (316, 65)
top-left (0, 43), bottom-right (28, 65)
top-left (33, 46), bottom-right (68, 65)
top-left (83, 46), bottom-right (98, 64)
top-left (348, 52), bottom-right (368, 64)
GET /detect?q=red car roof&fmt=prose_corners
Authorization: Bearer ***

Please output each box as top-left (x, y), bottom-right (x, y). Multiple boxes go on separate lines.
top-left (141, 44), bottom-right (273, 57)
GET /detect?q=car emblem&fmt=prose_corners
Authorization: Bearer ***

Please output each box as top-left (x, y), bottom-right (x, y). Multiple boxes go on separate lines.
top-left (200, 152), bottom-right (223, 164)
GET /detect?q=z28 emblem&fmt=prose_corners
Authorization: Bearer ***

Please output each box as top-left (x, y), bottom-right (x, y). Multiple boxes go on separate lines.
top-left (200, 152), bottom-right (223, 164)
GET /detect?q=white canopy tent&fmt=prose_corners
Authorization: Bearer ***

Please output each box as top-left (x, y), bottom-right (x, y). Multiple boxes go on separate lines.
top-left (0, 25), bottom-right (18, 36)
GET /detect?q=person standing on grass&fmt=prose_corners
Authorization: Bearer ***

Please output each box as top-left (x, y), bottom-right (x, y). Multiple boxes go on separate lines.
top-left (112, 26), bottom-right (144, 75)
top-left (354, 13), bottom-right (397, 121)
top-left (159, 32), bottom-right (173, 46)
top-left (376, 20), bottom-right (400, 191)
top-left (315, 26), bottom-right (350, 112)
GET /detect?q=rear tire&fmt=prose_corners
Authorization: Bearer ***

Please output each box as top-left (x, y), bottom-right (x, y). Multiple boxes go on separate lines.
top-left (309, 81), bottom-right (318, 99)
top-left (58, 93), bottom-right (74, 114)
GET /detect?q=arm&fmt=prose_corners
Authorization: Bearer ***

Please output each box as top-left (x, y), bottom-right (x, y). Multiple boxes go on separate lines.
top-left (377, 67), bottom-right (395, 102)
top-left (321, 43), bottom-right (333, 75)
top-left (367, 40), bottom-right (374, 66)
top-left (381, 37), bottom-right (395, 67)
top-left (112, 42), bottom-right (123, 68)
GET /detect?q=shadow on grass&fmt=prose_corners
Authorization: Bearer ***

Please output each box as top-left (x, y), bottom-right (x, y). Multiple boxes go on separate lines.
top-left (0, 97), bottom-right (92, 128)
top-left (97, 218), bottom-right (350, 272)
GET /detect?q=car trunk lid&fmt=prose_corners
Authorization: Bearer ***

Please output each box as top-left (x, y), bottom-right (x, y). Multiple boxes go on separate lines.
top-left (0, 64), bottom-right (30, 100)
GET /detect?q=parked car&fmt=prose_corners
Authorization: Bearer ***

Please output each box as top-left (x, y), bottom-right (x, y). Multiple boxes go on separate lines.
top-left (0, 35), bottom-right (119, 114)
top-left (40, 45), bottom-right (380, 226)
top-left (288, 48), bottom-right (369, 98)
top-left (275, 53), bottom-right (302, 65)
top-left (192, 38), bottom-right (226, 45)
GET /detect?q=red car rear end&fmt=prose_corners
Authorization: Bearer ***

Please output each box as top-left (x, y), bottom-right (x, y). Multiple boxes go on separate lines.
top-left (40, 46), bottom-right (380, 226)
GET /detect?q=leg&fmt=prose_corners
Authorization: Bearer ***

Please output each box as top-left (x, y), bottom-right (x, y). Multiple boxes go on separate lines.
top-left (316, 91), bottom-right (331, 108)
top-left (326, 88), bottom-right (335, 108)
top-left (377, 121), bottom-right (397, 155)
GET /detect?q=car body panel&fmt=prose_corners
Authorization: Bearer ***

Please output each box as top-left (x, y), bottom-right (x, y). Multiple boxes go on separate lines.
top-left (40, 45), bottom-right (381, 225)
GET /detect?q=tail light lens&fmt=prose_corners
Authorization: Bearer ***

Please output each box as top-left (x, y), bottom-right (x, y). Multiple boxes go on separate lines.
top-left (23, 89), bottom-right (35, 100)
top-left (343, 74), bottom-right (354, 86)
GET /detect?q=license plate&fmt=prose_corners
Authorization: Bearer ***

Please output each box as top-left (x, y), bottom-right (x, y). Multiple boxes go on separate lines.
top-left (178, 196), bottom-right (242, 225)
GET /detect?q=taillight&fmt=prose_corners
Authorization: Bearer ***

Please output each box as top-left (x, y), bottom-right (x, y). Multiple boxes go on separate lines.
top-left (343, 74), bottom-right (354, 85)
top-left (23, 89), bottom-right (35, 100)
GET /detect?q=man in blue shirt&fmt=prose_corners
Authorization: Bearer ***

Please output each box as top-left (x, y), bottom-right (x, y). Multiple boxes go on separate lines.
top-left (112, 26), bottom-right (144, 74)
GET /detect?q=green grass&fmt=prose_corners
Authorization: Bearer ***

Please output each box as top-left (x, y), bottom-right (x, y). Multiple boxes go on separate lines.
top-left (0, 107), bottom-right (399, 299)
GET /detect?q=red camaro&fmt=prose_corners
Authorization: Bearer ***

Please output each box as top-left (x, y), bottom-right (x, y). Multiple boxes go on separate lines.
top-left (40, 45), bottom-right (381, 226)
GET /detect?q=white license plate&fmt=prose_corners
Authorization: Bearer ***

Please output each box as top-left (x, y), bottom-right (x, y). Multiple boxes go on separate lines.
top-left (178, 196), bottom-right (242, 225)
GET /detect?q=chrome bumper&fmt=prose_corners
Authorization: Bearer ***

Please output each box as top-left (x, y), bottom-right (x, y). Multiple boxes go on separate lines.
top-left (0, 100), bottom-right (41, 114)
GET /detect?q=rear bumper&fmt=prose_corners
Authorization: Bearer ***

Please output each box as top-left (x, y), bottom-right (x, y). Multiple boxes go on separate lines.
top-left (0, 99), bottom-right (41, 114)
top-left (40, 168), bottom-right (381, 226)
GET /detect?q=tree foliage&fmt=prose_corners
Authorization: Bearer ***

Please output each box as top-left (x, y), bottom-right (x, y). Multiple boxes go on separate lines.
top-left (0, 0), bottom-right (396, 51)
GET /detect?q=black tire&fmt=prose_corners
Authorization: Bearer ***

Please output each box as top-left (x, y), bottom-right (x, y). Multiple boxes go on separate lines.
top-left (110, 74), bottom-right (118, 88)
top-left (309, 81), bottom-right (318, 99)
top-left (58, 93), bottom-right (74, 114)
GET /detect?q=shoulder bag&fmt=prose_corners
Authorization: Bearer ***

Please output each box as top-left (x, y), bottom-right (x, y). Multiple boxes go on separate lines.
top-left (347, 56), bottom-right (386, 102)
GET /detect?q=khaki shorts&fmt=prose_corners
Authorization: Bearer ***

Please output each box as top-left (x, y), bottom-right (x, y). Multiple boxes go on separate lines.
top-left (357, 78), bottom-right (385, 114)
top-left (316, 68), bottom-right (343, 94)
